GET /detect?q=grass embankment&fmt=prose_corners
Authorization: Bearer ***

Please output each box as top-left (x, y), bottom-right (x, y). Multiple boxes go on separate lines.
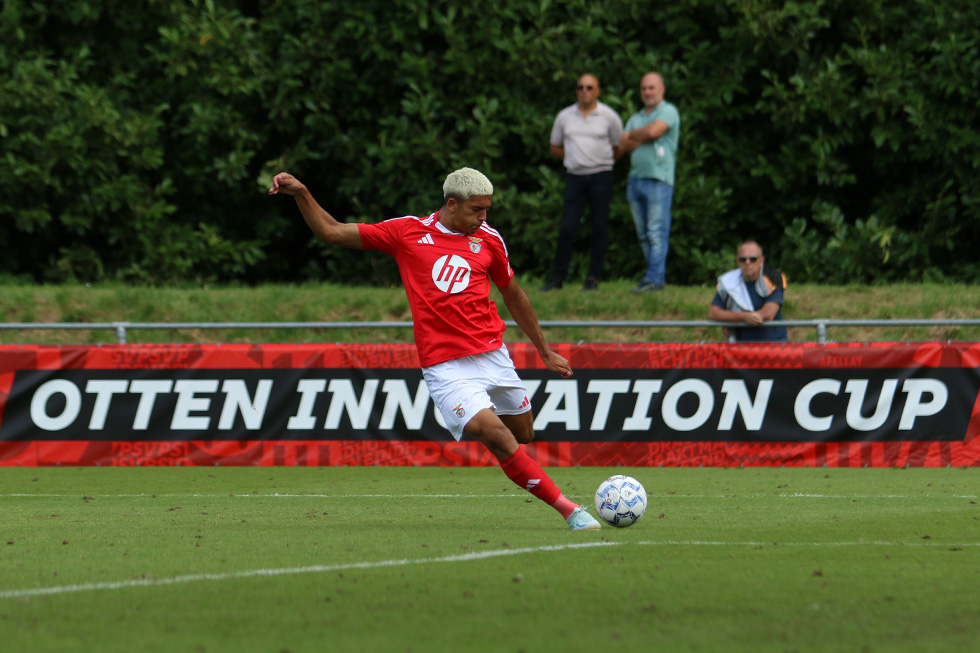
top-left (0, 281), bottom-right (978, 344)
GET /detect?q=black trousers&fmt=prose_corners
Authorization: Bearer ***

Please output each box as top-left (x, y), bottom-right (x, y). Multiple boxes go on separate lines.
top-left (549, 170), bottom-right (614, 282)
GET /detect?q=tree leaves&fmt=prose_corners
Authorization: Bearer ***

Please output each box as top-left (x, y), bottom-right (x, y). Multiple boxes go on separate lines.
top-left (0, 0), bottom-right (977, 285)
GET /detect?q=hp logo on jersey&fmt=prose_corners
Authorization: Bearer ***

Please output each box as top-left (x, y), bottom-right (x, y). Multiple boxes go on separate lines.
top-left (432, 254), bottom-right (471, 294)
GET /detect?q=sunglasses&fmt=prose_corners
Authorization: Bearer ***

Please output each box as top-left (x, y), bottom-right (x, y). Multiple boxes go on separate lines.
top-left (737, 256), bottom-right (760, 263)
top-left (576, 85), bottom-right (595, 91)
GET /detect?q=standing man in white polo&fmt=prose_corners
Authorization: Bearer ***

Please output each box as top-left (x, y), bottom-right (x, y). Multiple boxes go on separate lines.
top-left (540, 73), bottom-right (623, 292)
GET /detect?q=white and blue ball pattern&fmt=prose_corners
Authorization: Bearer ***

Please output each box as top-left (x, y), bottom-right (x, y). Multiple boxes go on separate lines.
top-left (594, 475), bottom-right (647, 528)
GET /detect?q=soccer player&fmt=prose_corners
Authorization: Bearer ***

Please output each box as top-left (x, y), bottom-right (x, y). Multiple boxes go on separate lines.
top-left (269, 167), bottom-right (601, 531)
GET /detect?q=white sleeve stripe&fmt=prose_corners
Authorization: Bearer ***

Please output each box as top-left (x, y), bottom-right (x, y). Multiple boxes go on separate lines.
top-left (479, 224), bottom-right (508, 257)
top-left (384, 215), bottom-right (430, 224)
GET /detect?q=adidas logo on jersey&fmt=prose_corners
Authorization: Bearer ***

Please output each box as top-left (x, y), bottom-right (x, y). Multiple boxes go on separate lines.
top-left (417, 234), bottom-right (434, 245)
top-left (525, 479), bottom-right (540, 491)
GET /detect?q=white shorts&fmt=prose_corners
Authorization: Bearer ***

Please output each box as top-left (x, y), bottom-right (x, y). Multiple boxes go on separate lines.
top-left (422, 346), bottom-right (531, 441)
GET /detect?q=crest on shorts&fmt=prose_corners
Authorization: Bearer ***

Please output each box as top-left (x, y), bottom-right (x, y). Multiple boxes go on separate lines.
top-left (468, 237), bottom-right (482, 254)
top-left (452, 402), bottom-right (465, 418)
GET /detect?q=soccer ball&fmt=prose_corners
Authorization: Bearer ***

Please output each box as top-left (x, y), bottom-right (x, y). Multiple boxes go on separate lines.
top-left (594, 475), bottom-right (647, 528)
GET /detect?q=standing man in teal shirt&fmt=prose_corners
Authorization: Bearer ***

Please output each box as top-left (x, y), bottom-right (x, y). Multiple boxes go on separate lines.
top-left (619, 72), bottom-right (681, 293)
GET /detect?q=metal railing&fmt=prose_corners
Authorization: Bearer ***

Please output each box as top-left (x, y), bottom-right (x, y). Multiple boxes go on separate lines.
top-left (3, 319), bottom-right (980, 344)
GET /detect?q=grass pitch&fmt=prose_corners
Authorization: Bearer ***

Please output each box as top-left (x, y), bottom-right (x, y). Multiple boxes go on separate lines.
top-left (1, 466), bottom-right (978, 652)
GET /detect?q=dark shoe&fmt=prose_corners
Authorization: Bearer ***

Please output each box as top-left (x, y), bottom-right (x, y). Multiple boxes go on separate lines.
top-left (539, 279), bottom-right (563, 292)
top-left (582, 277), bottom-right (599, 291)
top-left (630, 280), bottom-right (664, 293)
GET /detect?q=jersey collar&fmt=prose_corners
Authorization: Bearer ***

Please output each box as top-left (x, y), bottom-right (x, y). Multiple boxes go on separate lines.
top-left (434, 211), bottom-right (466, 236)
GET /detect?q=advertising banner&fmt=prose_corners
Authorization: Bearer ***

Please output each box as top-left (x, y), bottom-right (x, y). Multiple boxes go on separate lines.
top-left (1, 342), bottom-right (978, 467)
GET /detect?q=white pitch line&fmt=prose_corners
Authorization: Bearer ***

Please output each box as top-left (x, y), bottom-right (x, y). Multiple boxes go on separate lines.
top-left (0, 541), bottom-right (622, 600)
top-left (2, 539), bottom-right (978, 601)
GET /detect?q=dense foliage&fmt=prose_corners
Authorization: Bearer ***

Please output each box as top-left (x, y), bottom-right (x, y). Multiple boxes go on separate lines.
top-left (1, 0), bottom-right (977, 286)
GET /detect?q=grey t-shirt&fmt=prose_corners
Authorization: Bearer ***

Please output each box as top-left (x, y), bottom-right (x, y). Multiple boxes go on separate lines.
top-left (550, 101), bottom-right (623, 175)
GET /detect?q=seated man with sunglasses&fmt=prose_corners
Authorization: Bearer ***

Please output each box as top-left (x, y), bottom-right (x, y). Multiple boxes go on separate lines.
top-left (708, 240), bottom-right (788, 342)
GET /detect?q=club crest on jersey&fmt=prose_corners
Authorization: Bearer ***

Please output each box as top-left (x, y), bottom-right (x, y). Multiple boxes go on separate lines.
top-left (468, 237), bottom-right (482, 254)
top-left (452, 403), bottom-right (465, 418)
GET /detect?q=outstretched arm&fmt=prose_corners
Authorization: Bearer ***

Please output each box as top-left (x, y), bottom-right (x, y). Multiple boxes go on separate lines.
top-left (498, 278), bottom-right (572, 379)
top-left (269, 173), bottom-right (363, 249)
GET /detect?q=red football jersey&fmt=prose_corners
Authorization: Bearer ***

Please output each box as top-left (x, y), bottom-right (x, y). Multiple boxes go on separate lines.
top-left (358, 211), bottom-right (515, 367)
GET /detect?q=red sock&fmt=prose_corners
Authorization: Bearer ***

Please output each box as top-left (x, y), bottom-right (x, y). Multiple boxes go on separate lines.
top-left (499, 447), bottom-right (578, 519)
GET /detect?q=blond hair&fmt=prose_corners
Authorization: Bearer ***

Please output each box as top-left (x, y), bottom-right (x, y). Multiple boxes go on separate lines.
top-left (443, 167), bottom-right (493, 201)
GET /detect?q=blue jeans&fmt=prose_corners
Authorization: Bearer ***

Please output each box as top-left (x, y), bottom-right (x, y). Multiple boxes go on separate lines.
top-left (627, 177), bottom-right (673, 286)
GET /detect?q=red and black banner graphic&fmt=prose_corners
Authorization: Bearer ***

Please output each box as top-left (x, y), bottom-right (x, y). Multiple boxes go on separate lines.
top-left (1, 342), bottom-right (978, 467)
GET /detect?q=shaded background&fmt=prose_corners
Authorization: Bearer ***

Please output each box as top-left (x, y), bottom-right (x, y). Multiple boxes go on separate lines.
top-left (1, 0), bottom-right (977, 286)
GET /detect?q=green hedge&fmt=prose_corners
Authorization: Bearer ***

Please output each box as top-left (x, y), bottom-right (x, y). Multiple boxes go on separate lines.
top-left (1, 0), bottom-right (977, 286)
